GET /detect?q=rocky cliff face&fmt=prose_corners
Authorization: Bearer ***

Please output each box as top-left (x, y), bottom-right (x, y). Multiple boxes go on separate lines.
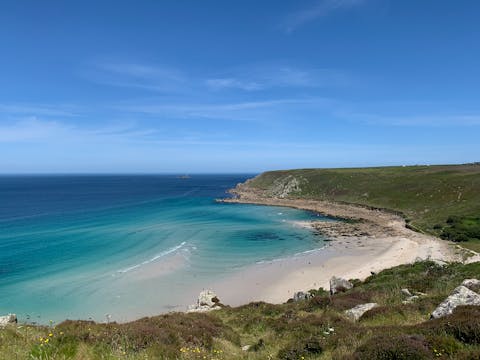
top-left (267, 175), bottom-right (305, 198)
top-left (228, 174), bottom-right (306, 200)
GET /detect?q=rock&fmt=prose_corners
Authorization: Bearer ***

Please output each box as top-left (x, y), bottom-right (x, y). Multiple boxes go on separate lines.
top-left (268, 175), bottom-right (306, 198)
top-left (401, 288), bottom-right (412, 297)
top-left (292, 291), bottom-right (312, 302)
top-left (0, 314), bottom-right (17, 327)
top-left (241, 345), bottom-right (251, 351)
top-left (461, 279), bottom-right (480, 292)
top-left (198, 290), bottom-right (219, 307)
top-left (431, 285), bottom-right (480, 319)
top-left (330, 276), bottom-right (353, 295)
top-left (402, 295), bottom-right (420, 304)
top-left (432, 259), bottom-right (448, 267)
top-left (345, 303), bottom-right (378, 321)
top-left (187, 290), bottom-right (222, 313)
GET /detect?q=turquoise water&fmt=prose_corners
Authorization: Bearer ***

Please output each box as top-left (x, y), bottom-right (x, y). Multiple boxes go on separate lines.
top-left (0, 175), bottom-right (325, 323)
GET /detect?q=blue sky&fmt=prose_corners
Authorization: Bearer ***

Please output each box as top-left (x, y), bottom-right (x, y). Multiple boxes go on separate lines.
top-left (0, 0), bottom-right (479, 173)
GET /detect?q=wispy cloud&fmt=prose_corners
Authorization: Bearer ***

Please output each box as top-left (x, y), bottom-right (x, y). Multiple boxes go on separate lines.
top-left (205, 78), bottom-right (263, 91)
top-left (0, 103), bottom-right (79, 117)
top-left (0, 118), bottom-right (157, 144)
top-left (205, 65), bottom-right (349, 91)
top-left (84, 62), bottom-right (187, 93)
top-left (348, 113), bottom-right (480, 127)
top-left (116, 98), bottom-right (330, 122)
top-left (283, 0), bottom-right (366, 33)
top-left (85, 59), bottom-right (350, 94)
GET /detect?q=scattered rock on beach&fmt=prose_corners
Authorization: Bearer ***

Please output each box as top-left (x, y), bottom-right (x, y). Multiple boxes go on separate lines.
top-left (345, 303), bottom-right (378, 321)
top-left (187, 290), bottom-right (222, 313)
top-left (330, 276), bottom-right (353, 295)
top-left (0, 314), bottom-right (17, 327)
top-left (431, 285), bottom-right (480, 319)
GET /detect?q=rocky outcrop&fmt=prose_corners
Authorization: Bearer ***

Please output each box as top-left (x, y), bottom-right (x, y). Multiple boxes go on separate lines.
top-left (330, 276), bottom-right (353, 295)
top-left (187, 290), bottom-right (222, 313)
top-left (345, 303), bottom-right (378, 321)
top-left (268, 175), bottom-right (305, 198)
top-left (292, 291), bottom-right (313, 302)
top-left (431, 285), bottom-right (480, 319)
top-left (0, 314), bottom-right (17, 327)
top-left (461, 278), bottom-right (480, 292)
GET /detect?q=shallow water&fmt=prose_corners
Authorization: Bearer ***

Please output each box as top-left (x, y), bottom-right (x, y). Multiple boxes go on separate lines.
top-left (0, 175), bottom-right (326, 323)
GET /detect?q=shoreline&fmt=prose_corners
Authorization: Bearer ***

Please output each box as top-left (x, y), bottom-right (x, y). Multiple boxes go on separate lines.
top-left (212, 189), bottom-right (461, 305)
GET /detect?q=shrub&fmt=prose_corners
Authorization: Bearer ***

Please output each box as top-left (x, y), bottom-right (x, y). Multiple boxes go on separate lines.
top-left (277, 336), bottom-right (323, 359)
top-left (56, 312), bottom-right (240, 356)
top-left (421, 305), bottom-right (480, 344)
top-left (352, 334), bottom-right (433, 360)
top-left (330, 291), bottom-right (373, 311)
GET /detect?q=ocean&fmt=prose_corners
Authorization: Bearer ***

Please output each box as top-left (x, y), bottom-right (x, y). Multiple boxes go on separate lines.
top-left (0, 175), bottom-right (326, 324)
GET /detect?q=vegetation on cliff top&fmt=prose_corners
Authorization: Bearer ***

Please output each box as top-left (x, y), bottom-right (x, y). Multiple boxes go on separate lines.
top-left (244, 163), bottom-right (480, 251)
top-left (2, 261), bottom-right (480, 359)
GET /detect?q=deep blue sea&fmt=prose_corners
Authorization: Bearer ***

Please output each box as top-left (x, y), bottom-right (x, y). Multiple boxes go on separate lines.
top-left (0, 175), bottom-right (325, 324)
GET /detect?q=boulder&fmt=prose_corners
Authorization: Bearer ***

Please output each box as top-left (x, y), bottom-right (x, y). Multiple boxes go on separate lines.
top-left (401, 288), bottom-right (412, 297)
top-left (0, 314), bottom-right (17, 327)
top-left (198, 290), bottom-right (219, 307)
top-left (330, 276), bottom-right (353, 295)
top-left (187, 290), bottom-right (222, 313)
top-left (431, 285), bottom-right (480, 319)
top-left (292, 291), bottom-right (312, 302)
top-left (461, 278), bottom-right (480, 292)
top-left (345, 303), bottom-right (378, 321)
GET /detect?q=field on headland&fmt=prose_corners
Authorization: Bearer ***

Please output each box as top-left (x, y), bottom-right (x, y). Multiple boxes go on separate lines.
top-left (241, 163), bottom-right (480, 252)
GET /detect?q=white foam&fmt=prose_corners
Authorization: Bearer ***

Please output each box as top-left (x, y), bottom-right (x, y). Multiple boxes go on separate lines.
top-left (118, 241), bottom-right (187, 273)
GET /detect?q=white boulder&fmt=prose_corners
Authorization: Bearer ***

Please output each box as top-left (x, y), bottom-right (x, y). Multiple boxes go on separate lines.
top-left (187, 290), bottom-right (222, 313)
top-left (0, 314), bottom-right (17, 327)
top-left (461, 278), bottom-right (480, 292)
top-left (330, 276), bottom-right (353, 295)
top-left (431, 285), bottom-right (480, 319)
top-left (345, 303), bottom-right (378, 321)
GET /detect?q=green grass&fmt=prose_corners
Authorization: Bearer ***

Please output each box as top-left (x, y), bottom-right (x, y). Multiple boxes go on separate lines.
top-left (245, 163), bottom-right (480, 246)
top-left (2, 261), bottom-right (480, 359)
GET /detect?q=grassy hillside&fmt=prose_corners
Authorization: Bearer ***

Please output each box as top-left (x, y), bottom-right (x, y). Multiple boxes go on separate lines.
top-left (2, 261), bottom-right (480, 359)
top-left (245, 164), bottom-right (480, 251)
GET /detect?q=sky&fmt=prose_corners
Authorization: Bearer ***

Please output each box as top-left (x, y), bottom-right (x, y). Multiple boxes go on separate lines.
top-left (0, 0), bottom-right (479, 173)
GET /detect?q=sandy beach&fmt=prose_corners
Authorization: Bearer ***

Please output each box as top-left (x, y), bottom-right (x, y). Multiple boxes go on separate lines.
top-left (212, 189), bottom-right (462, 306)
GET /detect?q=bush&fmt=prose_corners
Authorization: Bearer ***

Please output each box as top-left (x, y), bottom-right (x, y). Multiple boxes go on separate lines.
top-left (277, 336), bottom-right (323, 359)
top-left (352, 334), bottom-right (433, 360)
top-left (56, 312), bottom-right (240, 356)
top-left (421, 305), bottom-right (480, 344)
top-left (330, 291), bottom-right (373, 311)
